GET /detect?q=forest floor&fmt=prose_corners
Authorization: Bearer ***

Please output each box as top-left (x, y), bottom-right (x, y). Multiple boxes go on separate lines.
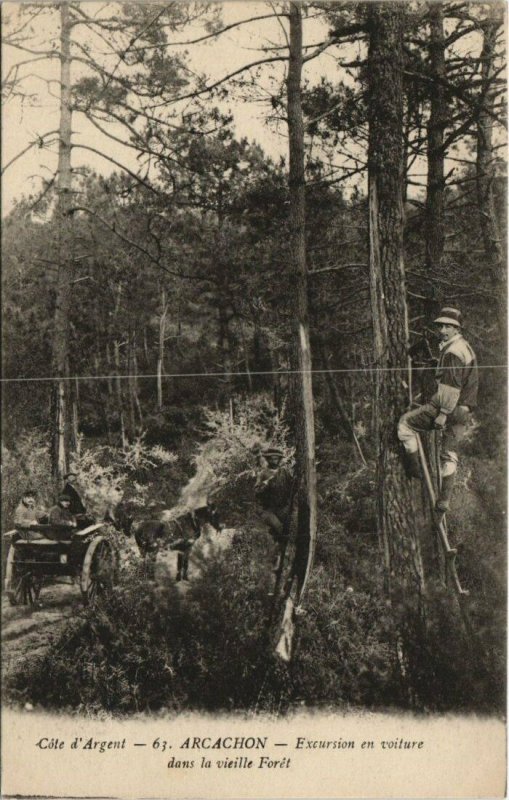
top-left (2, 582), bottom-right (79, 682)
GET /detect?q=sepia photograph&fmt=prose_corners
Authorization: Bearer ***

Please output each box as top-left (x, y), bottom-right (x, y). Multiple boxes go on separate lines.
top-left (1, 1), bottom-right (507, 797)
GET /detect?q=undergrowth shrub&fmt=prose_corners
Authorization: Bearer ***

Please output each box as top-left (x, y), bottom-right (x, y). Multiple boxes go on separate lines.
top-left (6, 519), bottom-right (401, 715)
top-left (2, 429), bottom-right (54, 531)
top-left (291, 565), bottom-right (398, 708)
top-left (397, 577), bottom-right (506, 714)
top-left (69, 434), bottom-right (177, 519)
top-left (5, 536), bottom-right (290, 714)
top-left (7, 568), bottom-right (189, 713)
top-left (5, 509), bottom-right (504, 714)
top-left (180, 393), bottom-right (294, 511)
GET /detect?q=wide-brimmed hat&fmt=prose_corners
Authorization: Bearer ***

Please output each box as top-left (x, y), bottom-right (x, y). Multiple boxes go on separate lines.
top-left (263, 447), bottom-right (283, 458)
top-left (58, 493), bottom-right (71, 502)
top-left (434, 307), bottom-right (462, 327)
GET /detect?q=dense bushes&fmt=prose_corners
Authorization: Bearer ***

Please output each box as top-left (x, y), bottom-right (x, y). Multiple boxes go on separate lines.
top-left (5, 537), bottom-right (287, 713)
top-left (5, 501), bottom-right (402, 714)
top-left (4, 413), bottom-right (505, 716)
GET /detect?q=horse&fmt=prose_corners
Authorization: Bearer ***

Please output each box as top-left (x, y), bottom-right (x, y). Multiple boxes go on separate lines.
top-left (133, 504), bottom-right (222, 581)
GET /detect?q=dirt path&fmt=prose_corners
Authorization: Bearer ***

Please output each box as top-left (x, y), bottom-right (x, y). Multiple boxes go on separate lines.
top-left (2, 581), bottom-right (82, 679)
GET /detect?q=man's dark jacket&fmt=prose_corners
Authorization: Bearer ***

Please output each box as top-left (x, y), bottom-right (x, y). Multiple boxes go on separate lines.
top-left (62, 483), bottom-right (86, 515)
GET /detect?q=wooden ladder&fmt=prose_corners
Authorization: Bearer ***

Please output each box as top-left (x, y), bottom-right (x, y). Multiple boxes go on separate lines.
top-left (416, 434), bottom-right (469, 597)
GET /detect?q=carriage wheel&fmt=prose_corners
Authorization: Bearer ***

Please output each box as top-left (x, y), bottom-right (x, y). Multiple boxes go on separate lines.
top-left (5, 545), bottom-right (43, 607)
top-left (80, 536), bottom-right (118, 605)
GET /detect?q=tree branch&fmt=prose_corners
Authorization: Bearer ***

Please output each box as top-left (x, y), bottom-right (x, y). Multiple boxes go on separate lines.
top-left (69, 205), bottom-right (211, 283)
top-left (308, 263), bottom-right (366, 276)
top-left (71, 144), bottom-right (162, 195)
top-left (2, 131), bottom-right (60, 174)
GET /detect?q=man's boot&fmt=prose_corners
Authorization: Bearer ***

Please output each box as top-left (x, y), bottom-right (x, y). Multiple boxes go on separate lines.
top-left (435, 474), bottom-right (455, 517)
top-left (403, 450), bottom-right (421, 480)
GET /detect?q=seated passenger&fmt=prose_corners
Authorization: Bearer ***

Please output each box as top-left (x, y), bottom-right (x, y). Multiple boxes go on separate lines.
top-left (13, 489), bottom-right (44, 541)
top-left (13, 489), bottom-right (45, 540)
top-left (48, 494), bottom-right (78, 529)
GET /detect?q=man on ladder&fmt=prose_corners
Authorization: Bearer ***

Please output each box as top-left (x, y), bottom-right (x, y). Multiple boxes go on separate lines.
top-left (397, 307), bottom-right (479, 518)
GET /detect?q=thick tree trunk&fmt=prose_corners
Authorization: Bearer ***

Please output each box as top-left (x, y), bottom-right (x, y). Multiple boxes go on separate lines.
top-left (425, 2), bottom-right (446, 277)
top-left (476, 12), bottom-right (505, 332)
top-left (367, 4), bottom-right (425, 613)
top-left (287, 2), bottom-right (317, 605)
top-left (51, 1), bottom-right (73, 480)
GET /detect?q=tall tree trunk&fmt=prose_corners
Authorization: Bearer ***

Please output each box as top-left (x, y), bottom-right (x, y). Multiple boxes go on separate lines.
top-left (106, 342), bottom-right (113, 399)
top-left (240, 324), bottom-right (253, 392)
top-left (425, 2), bottom-right (446, 277)
top-left (286, 1), bottom-right (317, 607)
top-left (114, 340), bottom-right (127, 447)
top-left (143, 327), bottom-right (150, 366)
top-left (132, 342), bottom-right (143, 424)
top-left (476, 11), bottom-right (505, 332)
top-left (51, 1), bottom-right (73, 480)
top-left (157, 286), bottom-right (168, 410)
top-left (126, 329), bottom-right (137, 439)
top-left (275, 2), bottom-right (317, 662)
top-left (70, 375), bottom-right (79, 453)
top-left (218, 304), bottom-right (233, 392)
top-left (96, 351), bottom-right (112, 444)
top-left (367, 4), bottom-right (425, 617)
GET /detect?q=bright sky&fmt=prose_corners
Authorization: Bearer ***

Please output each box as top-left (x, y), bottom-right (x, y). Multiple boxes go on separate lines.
top-left (3, 2), bottom-right (499, 217)
top-left (2, 2), bottom-right (347, 215)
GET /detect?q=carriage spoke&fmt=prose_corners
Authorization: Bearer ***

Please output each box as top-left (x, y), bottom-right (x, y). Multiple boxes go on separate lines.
top-left (81, 536), bottom-right (117, 605)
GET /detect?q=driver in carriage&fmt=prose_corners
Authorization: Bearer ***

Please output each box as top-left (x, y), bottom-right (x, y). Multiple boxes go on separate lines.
top-left (48, 493), bottom-right (78, 533)
top-left (13, 489), bottom-right (46, 541)
top-left (62, 472), bottom-right (86, 515)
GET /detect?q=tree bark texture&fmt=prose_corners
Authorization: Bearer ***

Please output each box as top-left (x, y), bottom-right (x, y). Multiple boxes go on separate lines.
top-left (287, 2), bottom-right (317, 604)
top-left (476, 10), bottom-right (505, 332)
top-left (367, 4), bottom-right (425, 614)
top-left (425, 2), bottom-right (446, 277)
top-left (51, 1), bottom-right (73, 479)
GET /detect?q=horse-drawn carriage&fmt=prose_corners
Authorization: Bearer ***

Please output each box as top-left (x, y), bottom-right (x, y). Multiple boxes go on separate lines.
top-left (4, 520), bottom-right (119, 607)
